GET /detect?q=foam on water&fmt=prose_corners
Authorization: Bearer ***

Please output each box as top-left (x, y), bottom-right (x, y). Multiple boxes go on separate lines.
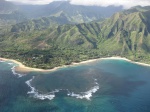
top-left (0, 60), bottom-right (5, 62)
top-left (26, 76), bottom-right (59, 100)
top-left (67, 86), bottom-right (99, 100)
top-left (11, 66), bottom-right (24, 78)
top-left (1, 60), bottom-right (100, 100)
top-left (1, 60), bottom-right (24, 78)
top-left (26, 76), bottom-right (100, 100)
top-left (67, 79), bottom-right (99, 100)
top-left (8, 63), bottom-right (13, 65)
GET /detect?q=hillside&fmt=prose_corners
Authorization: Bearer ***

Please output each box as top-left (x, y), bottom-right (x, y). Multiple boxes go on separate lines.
top-left (18, 1), bottom-right (123, 23)
top-left (0, 0), bottom-right (17, 14)
top-left (0, 0), bottom-right (26, 33)
top-left (1, 6), bottom-right (150, 69)
top-left (0, 1), bottom-right (123, 30)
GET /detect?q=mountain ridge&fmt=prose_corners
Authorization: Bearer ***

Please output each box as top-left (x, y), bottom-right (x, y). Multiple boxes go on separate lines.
top-left (0, 0), bottom-right (123, 34)
top-left (1, 5), bottom-right (150, 69)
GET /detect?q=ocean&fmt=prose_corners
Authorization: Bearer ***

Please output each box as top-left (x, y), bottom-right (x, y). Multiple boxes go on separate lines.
top-left (0, 59), bottom-right (150, 112)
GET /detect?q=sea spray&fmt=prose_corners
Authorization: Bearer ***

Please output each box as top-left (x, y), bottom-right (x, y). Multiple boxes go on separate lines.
top-left (8, 63), bottom-right (13, 65)
top-left (1, 61), bottom-right (99, 100)
top-left (25, 76), bottom-right (100, 100)
top-left (25, 76), bottom-right (59, 100)
top-left (67, 78), bottom-right (99, 100)
top-left (0, 60), bottom-right (25, 78)
top-left (11, 66), bottom-right (25, 78)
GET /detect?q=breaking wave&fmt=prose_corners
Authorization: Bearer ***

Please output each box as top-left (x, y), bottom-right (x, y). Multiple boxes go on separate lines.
top-left (0, 60), bottom-right (5, 62)
top-left (11, 66), bottom-right (25, 78)
top-left (26, 76), bottom-right (99, 101)
top-left (67, 85), bottom-right (99, 100)
top-left (1, 60), bottom-right (100, 100)
top-left (25, 76), bottom-right (60, 100)
top-left (0, 61), bottom-right (25, 78)
top-left (67, 78), bottom-right (99, 100)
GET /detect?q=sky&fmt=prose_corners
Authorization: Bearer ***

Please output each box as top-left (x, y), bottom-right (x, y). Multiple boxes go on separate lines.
top-left (5, 0), bottom-right (150, 9)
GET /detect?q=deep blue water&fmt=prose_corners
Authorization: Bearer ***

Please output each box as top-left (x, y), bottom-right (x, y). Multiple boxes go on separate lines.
top-left (0, 59), bottom-right (150, 112)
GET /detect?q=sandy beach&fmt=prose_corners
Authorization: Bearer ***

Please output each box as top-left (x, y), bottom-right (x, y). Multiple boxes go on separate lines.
top-left (0, 57), bottom-right (67, 73)
top-left (0, 56), bottom-right (150, 74)
top-left (0, 57), bottom-right (99, 74)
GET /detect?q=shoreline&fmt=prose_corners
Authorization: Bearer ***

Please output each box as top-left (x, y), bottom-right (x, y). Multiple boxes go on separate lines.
top-left (0, 56), bottom-right (150, 74)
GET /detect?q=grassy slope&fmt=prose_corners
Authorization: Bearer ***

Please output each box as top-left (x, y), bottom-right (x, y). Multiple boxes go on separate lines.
top-left (0, 1), bottom-right (122, 35)
top-left (1, 6), bottom-right (150, 68)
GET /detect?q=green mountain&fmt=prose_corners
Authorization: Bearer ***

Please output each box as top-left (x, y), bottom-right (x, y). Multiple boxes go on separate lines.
top-left (10, 16), bottom-right (71, 32)
top-left (0, 1), bottom-right (122, 34)
top-left (18, 1), bottom-right (123, 23)
top-left (1, 6), bottom-right (150, 69)
top-left (0, 0), bottom-right (17, 14)
top-left (0, 1), bottom-right (123, 25)
top-left (0, 0), bottom-right (27, 33)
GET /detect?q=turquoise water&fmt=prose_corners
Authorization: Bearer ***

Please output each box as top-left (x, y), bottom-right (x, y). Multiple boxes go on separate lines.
top-left (0, 59), bottom-right (150, 112)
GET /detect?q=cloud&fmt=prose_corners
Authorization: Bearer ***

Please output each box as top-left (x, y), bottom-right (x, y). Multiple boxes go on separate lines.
top-left (5, 0), bottom-right (150, 8)
top-left (6, 0), bottom-right (54, 5)
top-left (70, 0), bottom-right (150, 8)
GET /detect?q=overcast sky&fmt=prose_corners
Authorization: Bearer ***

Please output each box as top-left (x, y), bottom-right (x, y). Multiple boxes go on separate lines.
top-left (5, 0), bottom-right (150, 9)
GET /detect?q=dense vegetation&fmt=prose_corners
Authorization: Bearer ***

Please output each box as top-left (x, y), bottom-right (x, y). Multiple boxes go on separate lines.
top-left (0, 47), bottom-right (107, 69)
top-left (1, 6), bottom-right (150, 69)
top-left (0, 0), bottom-right (122, 33)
